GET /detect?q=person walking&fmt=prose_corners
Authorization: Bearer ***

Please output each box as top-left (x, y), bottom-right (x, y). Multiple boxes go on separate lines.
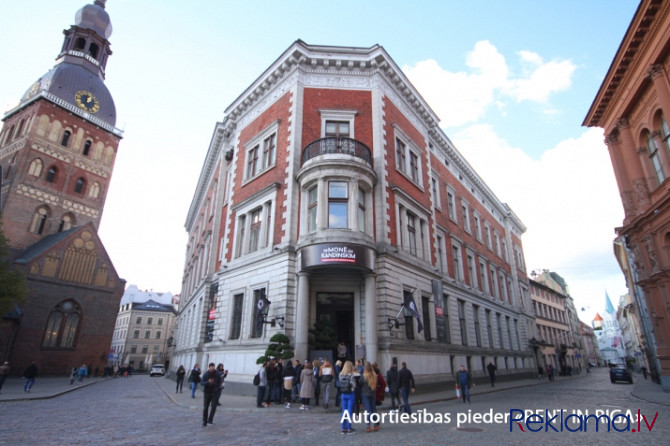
top-left (299, 360), bottom-right (314, 411)
top-left (398, 362), bottom-right (415, 414)
top-left (175, 365), bottom-right (186, 393)
top-left (386, 362), bottom-right (400, 411)
top-left (457, 365), bottom-right (473, 403)
top-left (292, 359), bottom-right (302, 403)
top-left (282, 359), bottom-right (296, 408)
top-left (76, 363), bottom-right (88, 383)
top-left (334, 360), bottom-right (342, 408)
top-left (256, 362), bottom-right (268, 408)
top-left (487, 361), bottom-right (496, 387)
top-left (201, 363), bottom-right (222, 426)
top-left (215, 364), bottom-right (227, 406)
top-left (188, 364), bottom-right (201, 398)
top-left (69, 366), bottom-right (77, 385)
top-left (339, 361), bottom-right (356, 435)
top-left (360, 362), bottom-right (380, 432)
top-left (319, 358), bottom-right (334, 409)
top-left (0, 361), bottom-right (9, 393)
top-left (22, 362), bottom-right (38, 393)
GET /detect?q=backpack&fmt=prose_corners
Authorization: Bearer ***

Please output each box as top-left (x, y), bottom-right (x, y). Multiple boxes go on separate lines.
top-left (339, 373), bottom-right (354, 394)
top-left (253, 372), bottom-right (260, 386)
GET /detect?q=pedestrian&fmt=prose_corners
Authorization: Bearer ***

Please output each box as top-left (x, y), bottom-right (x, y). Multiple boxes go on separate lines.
top-left (292, 359), bottom-right (302, 403)
top-left (201, 363), bottom-right (221, 426)
top-left (641, 365), bottom-right (648, 379)
top-left (546, 364), bottom-right (555, 381)
top-left (373, 363), bottom-right (386, 407)
top-left (113, 364), bottom-right (119, 378)
top-left (265, 360), bottom-right (277, 405)
top-left (360, 362), bottom-right (380, 432)
top-left (386, 362), bottom-right (400, 411)
top-left (273, 359), bottom-right (284, 403)
top-left (319, 358), bottom-right (334, 409)
top-left (176, 365), bottom-right (186, 393)
top-left (0, 361), bottom-right (9, 393)
top-left (456, 365), bottom-right (473, 403)
top-left (299, 360), bottom-right (314, 411)
top-left (76, 363), bottom-right (88, 383)
top-left (398, 361), bottom-right (415, 414)
top-left (256, 361), bottom-right (268, 408)
top-left (537, 365), bottom-right (544, 379)
top-left (22, 361), bottom-right (38, 393)
top-left (282, 359), bottom-right (296, 408)
top-left (188, 364), bottom-right (201, 398)
top-left (334, 360), bottom-right (343, 408)
top-left (312, 359), bottom-right (321, 406)
top-left (69, 366), bottom-right (77, 385)
top-left (337, 341), bottom-right (348, 363)
top-left (487, 361), bottom-right (496, 387)
top-left (215, 364), bottom-right (227, 406)
top-left (339, 361), bottom-right (356, 435)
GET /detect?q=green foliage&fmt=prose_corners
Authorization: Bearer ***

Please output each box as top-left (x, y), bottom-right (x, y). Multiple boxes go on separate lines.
top-left (0, 218), bottom-right (27, 316)
top-left (308, 318), bottom-right (338, 350)
top-left (256, 333), bottom-right (293, 364)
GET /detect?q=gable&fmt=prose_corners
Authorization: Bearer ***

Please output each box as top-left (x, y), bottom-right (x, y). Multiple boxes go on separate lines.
top-left (16, 223), bottom-right (121, 288)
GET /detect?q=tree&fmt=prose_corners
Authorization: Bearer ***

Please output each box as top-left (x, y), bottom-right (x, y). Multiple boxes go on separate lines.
top-left (256, 333), bottom-right (294, 365)
top-left (0, 218), bottom-right (27, 316)
top-left (308, 318), bottom-right (338, 351)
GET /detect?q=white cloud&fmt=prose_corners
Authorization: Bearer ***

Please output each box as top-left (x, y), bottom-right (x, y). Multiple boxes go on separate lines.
top-left (403, 41), bottom-right (576, 127)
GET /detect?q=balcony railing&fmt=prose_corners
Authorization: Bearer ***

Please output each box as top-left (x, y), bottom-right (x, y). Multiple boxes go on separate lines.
top-left (301, 137), bottom-right (372, 167)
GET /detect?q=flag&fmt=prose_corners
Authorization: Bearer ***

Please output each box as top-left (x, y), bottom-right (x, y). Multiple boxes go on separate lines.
top-left (402, 291), bottom-right (423, 333)
top-left (254, 293), bottom-right (271, 334)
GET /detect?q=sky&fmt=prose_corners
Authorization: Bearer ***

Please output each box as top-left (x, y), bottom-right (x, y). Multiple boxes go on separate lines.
top-left (0, 0), bottom-right (640, 324)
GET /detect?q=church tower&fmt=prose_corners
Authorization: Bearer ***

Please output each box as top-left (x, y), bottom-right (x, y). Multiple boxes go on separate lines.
top-left (0, 1), bottom-right (125, 375)
top-left (0, 0), bottom-right (122, 252)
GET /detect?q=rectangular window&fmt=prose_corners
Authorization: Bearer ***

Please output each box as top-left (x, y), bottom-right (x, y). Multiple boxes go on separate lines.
top-left (486, 310), bottom-right (494, 348)
top-left (147, 317), bottom-right (153, 325)
top-left (236, 215), bottom-right (246, 258)
top-left (325, 120), bottom-right (350, 137)
top-left (328, 181), bottom-right (348, 228)
top-left (467, 253), bottom-right (476, 288)
top-left (158, 318), bottom-right (163, 326)
top-left (436, 234), bottom-right (446, 273)
top-left (506, 316), bottom-right (514, 350)
top-left (452, 244), bottom-right (462, 281)
top-left (443, 294), bottom-right (451, 344)
top-left (473, 305), bottom-right (482, 347)
top-left (133, 330), bottom-right (139, 339)
top-left (447, 190), bottom-right (456, 221)
top-left (474, 213), bottom-right (482, 241)
top-left (130, 345), bottom-right (137, 354)
top-left (458, 300), bottom-right (468, 345)
top-left (461, 201), bottom-right (470, 232)
top-left (396, 138), bottom-right (406, 174)
top-left (155, 331), bottom-right (161, 339)
top-left (261, 133), bottom-right (276, 170)
top-left (422, 296), bottom-right (432, 342)
top-left (357, 188), bottom-right (366, 232)
top-left (514, 319), bottom-right (521, 351)
top-left (490, 266), bottom-right (498, 298)
top-left (251, 288), bottom-right (267, 338)
top-left (308, 187), bottom-right (318, 232)
top-left (497, 313), bottom-right (504, 349)
top-left (136, 317), bottom-right (142, 324)
top-left (409, 152), bottom-right (419, 182)
top-left (144, 330), bottom-right (151, 339)
top-left (479, 260), bottom-right (489, 293)
top-left (407, 213), bottom-right (417, 256)
top-left (484, 222), bottom-right (492, 249)
top-left (494, 232), bottom-right (501, 257)
top-left (141, 345), bottom-right (148, 354)
top-left (230, 293), bottom-right (243, 340)
top-left (247, 145), bottom-right (259, 178)
top-left (403, 290), bottom-right (415, 340)
top-left (249, 208), bottom-right (262, 252)
top-left (431, 177), bottom-right (440, 209)
top-left (153, 345), bottom-right (159, 354)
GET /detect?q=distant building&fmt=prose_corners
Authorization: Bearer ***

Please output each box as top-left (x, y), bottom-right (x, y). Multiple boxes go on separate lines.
top-left (110, 287), bottom-right (177, 371)
top-left (0, 1), bottom-right (124, 375)
top-left (593, 293), bottom-right (626, 366)
top-left (583, 0), bottom-right (670, 391)
top-left (579, 321), bottom-right (600, 366)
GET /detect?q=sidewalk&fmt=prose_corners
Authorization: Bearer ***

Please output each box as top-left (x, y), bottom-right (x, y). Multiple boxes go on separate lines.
top-left (2, 368), bottom-right (668, 408)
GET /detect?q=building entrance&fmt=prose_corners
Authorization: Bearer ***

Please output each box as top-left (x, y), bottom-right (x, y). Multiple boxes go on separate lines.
top-left (316, 292), bottom-right (354, 362)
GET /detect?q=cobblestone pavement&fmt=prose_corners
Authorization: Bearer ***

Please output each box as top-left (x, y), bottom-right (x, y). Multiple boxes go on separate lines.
top-left (0, 368), bottom-right (668, 445)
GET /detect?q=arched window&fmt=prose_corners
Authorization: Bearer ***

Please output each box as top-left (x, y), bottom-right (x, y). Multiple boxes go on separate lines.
top-left (28, 158), bottom-right (43, 177)
top-left (661, 114), bottom-right (670, 151)
top-left (75, 37), bottom-right (86, 50)
top-left (88, 43), bottom-right (99, 59)
top-left (46, 166), bottom-right (57, 183)
top-left (30, 206), bottom-right (50, 234)
top-left (61, 130), bottom-right (71, 147)
top-left (42, 300), bottom-right (82, 349)
top-left (646, 130), bottom-right (665, 185)
top-left (83, 140), bottom-right (92, 156)
top-left (89, 182), bottom-right (100, 199)
top-left (58, 214), bottom-right (74, 232)
top-left (74, 177), bottom-right (85, 194)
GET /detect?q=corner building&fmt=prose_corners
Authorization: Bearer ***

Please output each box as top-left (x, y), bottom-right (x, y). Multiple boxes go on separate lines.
top-left (584, 0), bottom-right (670, 391)
top-left (173, 41), bottom-right (534, 384)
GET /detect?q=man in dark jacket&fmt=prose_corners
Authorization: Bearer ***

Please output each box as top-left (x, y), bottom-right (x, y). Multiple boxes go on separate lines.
top-left (457, 365), bottom-right (473, 403)
top-left (23, 362), bottom-right (38, 393)
top-left (487, 361), bottom-right (496, 387)
top-left (398, 362), bottom-right (415, 414)
top-left (386, 362), bottom-right (400, 411)
top-left (201, 363), bottom-right (222, 426)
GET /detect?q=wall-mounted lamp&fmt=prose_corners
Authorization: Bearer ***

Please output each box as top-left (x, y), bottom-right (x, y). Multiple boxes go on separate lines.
top-left (387, 317), bottom-right (404, 330)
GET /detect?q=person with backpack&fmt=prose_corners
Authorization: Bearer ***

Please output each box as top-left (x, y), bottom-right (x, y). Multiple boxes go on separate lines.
top-left (339, 361), bottom-right (356, 434)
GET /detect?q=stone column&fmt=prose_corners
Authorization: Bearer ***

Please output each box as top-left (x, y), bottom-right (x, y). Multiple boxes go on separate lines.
top-left (364, 273), bottom-right (378, 364)
top-left (648, 64), bottom-right (670, 121)
top-left (294, 272), bottom-right (310, 361)
top-left (605, 133), bottom-right (634, 215)
top-left (617, 119), bottom-right (651, 209)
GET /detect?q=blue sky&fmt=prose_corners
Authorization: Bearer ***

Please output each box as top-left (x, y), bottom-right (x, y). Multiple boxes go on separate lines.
top-left (0, 0), bottom-right (640, 323)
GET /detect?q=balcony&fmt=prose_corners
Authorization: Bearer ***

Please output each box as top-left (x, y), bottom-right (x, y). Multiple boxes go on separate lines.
top-left (301, 137), bottom-right (372, 167)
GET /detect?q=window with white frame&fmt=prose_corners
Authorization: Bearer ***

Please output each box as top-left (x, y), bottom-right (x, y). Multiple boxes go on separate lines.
top-left (447, 188), bottom-right (456, 221)
top-left (325, 120), bottom-right (350, 137)
top-left (320, 110), bottom-right (356, 138)
top-left (494, 231), bottom-right (501, 257)
top-left (307, 186), bottom-right (318, 232)
top-left (490, 266), bottom-right (498, 298)
top-left (397, 200), bottom-right (429, 260)
top-left (484, 221), bottom-right (492, 249)
top-left (328, 181), bottom-right (348, 228)
top-left (501, 239), bottom-right (508, 262)
top-left (479, 259), bottom-right (489, 294)
top-left (451, 241), bottom-right (463, 281)
top-left (407, 213), bottom-right (417, 256)
top-left (436, 233), bottom-right (447, 274)
top-left (431, 176), bottom-right (440, 209)
top-left (466, 251), bottom-right (477, 288)
top-left (395, 132), bottom-right (422, 186)
top-left (461, 200), bottom-right (471, 233)
top-left (357, 187), bottom-right (366, 232)
top-left (500, 271), bottom-right (508, 302)
top-left (233, 188), bottom-right (275, 258)
top-left (244, 122), bottom-right (278, 181)
top-left (646, 130), bottom-right (664, 185)
top-left (473, 212), bottom-right (482, 241)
